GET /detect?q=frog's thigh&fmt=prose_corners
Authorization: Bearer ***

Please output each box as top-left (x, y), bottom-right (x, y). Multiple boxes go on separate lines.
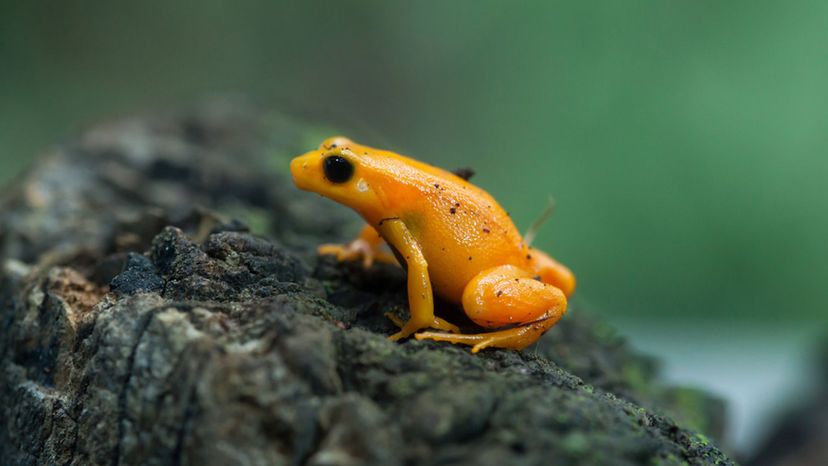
top-left (462, 265), bottom-right (566, 328)
top-left (416, 265), bottom-right (566, 352)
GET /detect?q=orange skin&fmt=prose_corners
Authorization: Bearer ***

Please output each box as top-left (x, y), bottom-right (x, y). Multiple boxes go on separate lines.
top-left (291, 137), bottom-right (575, 352)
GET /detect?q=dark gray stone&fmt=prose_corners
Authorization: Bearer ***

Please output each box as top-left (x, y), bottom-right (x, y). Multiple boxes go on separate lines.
top-left (110, 253), bottom-right (164, 295)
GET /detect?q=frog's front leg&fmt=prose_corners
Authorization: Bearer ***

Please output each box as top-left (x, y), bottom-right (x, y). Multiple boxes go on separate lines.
top-left (376, 218), bottom-right (459, 340)
top-left (416, 265), bottom-right (566, 353)
top-left (318, 224), bottom-right (398, 268)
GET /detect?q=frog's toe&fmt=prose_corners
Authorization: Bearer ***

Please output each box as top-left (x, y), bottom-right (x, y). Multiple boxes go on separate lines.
top-left (319, 240), bottom-right (398, 268)
top-left (431, 317), bottom-right (461, 334)
top-left (384, 311), bottom-right (406, 329)
top-left (386, 315), bottom-right (434, 341)
top-left (415, 332), bottom-right (496, 353)
top-left (414, 331), bottom-right (502, 353)
top-left (414, 331), bottom-right (486, 348)
top-left (471, 340), bottom-right (494, 353)
top-left (386, 312), bottom-right (460, 334)
top-left (387, 331), bottom-right (406, 342)
top-left (317, 243), bottom-right (355, 262)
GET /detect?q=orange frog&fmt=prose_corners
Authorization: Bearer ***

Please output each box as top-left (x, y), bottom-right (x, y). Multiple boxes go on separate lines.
top-left (290, 137), bottom-right (575, 353)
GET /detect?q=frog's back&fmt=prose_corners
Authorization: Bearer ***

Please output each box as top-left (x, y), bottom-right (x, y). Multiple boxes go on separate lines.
top-left (365, 153), bottom-right (531, 302)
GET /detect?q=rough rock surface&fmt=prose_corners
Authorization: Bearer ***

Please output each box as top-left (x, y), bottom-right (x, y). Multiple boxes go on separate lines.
top-left (0, 98), bottom-right (735, 465)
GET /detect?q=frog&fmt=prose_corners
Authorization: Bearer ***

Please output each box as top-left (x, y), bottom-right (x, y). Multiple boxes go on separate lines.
top-left (290, 136), bottom-right (575, 353)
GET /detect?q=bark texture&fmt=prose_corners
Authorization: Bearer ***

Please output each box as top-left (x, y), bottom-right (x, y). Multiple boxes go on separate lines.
top-left (0, 98), bottom-right (734, 466)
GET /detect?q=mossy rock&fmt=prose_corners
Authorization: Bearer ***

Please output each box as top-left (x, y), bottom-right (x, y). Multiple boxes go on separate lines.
top-left (0, 97), bottom-right (734, 465)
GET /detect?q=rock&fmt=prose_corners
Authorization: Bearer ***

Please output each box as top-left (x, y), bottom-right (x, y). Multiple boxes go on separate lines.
top-left (109, 253), bottom-right (164, 295)
top-left (0, 97), bottom-right (735, 465)
top-left (745, 337), bottom-right (828, 466)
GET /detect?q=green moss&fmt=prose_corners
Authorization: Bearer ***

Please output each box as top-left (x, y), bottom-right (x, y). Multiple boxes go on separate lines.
top-left (622, 362), bottom-right (653, 396)
top-left (386, 373), bottom-right (434, 399)
top-left (560, 432), bottom-right (589, 455)
top-left (650, 452), bottom-right (686, 466)
top-left (690, 432), bottom-right (711, 448)
top-left (659, 387), bottom-right (725, 440)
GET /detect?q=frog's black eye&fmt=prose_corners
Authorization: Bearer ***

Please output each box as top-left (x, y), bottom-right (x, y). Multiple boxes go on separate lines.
top-left (323, 155), bottom-right (354, 183)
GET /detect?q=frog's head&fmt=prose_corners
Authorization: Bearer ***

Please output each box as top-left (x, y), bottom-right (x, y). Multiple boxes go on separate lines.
top-left (290, 136), bottom-right (383, 218)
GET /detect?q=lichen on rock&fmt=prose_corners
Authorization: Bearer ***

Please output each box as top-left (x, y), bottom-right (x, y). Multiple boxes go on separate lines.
top-left (0, 98), bottom-right (734, 466)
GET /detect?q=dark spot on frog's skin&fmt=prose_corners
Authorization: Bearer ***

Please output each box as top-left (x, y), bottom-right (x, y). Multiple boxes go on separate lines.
top-left (483, 228), bottom-right (490, 234)
top-left (496, 290), bottom-right (503, 297)
top-left (534, 275), bottom-right (542, 281)
top-left (449, 207), bottom-right (457, 214)
top-left (526, 254), bottom-right (532, 260)
top-left (455, 202), bottom-right (460, 207)
top-left (434, 183), bottom-right (440, 189)
top-left (452, 167), bottom-right (475, 181)
top-left (468, 256), bottom-right (473, 261)
top-left (515, 278), bottom-right (519, 282)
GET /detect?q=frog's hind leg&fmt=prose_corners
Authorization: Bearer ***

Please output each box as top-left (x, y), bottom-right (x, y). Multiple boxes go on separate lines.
top-left (415, 265), bottom-right (566, 353)
top-left (415, 317), bottom-right (559, 353)
top-left (531, 248), bottom-right (576, 297)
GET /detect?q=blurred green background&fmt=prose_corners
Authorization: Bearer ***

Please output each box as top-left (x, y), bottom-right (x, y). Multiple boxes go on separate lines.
top-left (2, 0), bottom-right (826, 455)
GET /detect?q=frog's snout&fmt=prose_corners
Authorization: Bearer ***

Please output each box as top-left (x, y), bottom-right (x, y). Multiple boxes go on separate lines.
top-left (290, 153), bottom-right (314, 191)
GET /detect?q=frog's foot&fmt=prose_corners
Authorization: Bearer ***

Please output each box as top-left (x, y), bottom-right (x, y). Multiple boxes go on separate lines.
top-left (384, 312), bottom-right (460, 338)
top-left (415, 317), bottom-right (557, 353)
top-left (318, 240), bottom-right (371, 266)
top-left (318, 240), bottom-right (397, 268)
top-left (318, 224), bottom-right (398, 268)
